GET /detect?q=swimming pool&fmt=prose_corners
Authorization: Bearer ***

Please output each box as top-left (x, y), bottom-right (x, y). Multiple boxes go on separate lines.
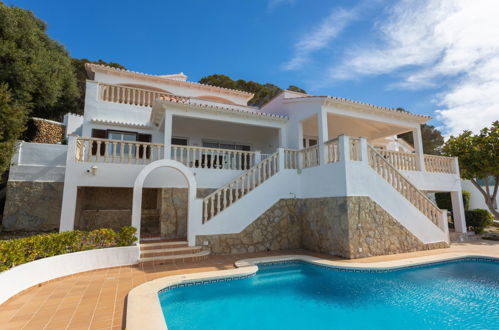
top-left (159, 258), bottom-right (498, 330)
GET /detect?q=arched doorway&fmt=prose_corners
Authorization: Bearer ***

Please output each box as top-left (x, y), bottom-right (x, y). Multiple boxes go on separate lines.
top-left (131, 160), bottom-right (197, 240)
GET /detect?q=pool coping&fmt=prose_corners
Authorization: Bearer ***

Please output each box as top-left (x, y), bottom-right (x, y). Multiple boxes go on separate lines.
top-left (125, 252), bottom-right (499, 330)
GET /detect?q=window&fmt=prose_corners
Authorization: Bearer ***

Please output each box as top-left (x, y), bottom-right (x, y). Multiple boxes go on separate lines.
top-left (108, 131), bottom-right (137, 158)
top-left (172, 137), bottom-right (188, 146)
top-left (90, 129), bottom-right (152, 158)
top-left (202, 141), bottom-right (251, 151)
top-left (201, 140), bottom-right (252, 169)
top-left (302, 137), bottom-right (318, 148)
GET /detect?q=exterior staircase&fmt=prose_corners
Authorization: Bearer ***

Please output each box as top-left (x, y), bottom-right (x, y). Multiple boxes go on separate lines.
top-left (138, 239), bottom-right (209, 267)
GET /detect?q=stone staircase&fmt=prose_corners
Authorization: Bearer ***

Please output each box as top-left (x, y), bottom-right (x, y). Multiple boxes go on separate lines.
top-left (138, 239), bottom-right (209, 267)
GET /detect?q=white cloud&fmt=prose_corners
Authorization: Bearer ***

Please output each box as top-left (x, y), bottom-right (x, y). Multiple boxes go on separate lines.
top-left (282, 6), bottom-right (359, 70)
top-left (328, 0), bottom-right (499, 136)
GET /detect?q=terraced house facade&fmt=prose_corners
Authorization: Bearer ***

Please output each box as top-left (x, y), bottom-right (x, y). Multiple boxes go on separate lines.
top-left (3, 64), bottom-right (467, 261)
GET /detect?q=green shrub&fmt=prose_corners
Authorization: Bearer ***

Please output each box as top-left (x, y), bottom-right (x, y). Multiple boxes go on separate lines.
top-left (465, 209), bottom-right (494, 234)
top-left (0, 226), bottom-right (137, 272)
top-left (117, 226), bottom-right (138, 246)
top-left (435, 190), bottom-right (471, 212)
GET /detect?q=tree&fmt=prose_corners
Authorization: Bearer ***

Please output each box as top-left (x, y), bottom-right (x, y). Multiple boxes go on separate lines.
top-left (396, 108), bottom-right (445, 155)
top-left (287, 85), bottom-right (306, 94)
top-left (199, 74), bottom-right (306, 107)
top-left (442, 121), bottom-right (499, 218)
top-left (0, 83), bottom-right (26, 173)
top-left (0, 2), bottom-right (79, 120)
top-left (71, 58), bottom-right (126, 114)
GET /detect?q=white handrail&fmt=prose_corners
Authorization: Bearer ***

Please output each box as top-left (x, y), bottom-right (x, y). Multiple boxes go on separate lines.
top-left (368, 145), bottom-right (442, 227)
top-left (99, 83), bottom-right (188, 107)
top-left (75, 137), bottom-right (164, 164)
top-left (202, 151), bottom-right (280, 222)
top-left (325, 138), bottom-right (340, 163)
top-left (171, 145), bottom-right (255, 170)
top-left (377, 149), bottom-right (417, 171)
top-left (424, 154), bottom-right (456, 173)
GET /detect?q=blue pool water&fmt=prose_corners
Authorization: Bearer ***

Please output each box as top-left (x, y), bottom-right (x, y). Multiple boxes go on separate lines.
top-left (159, 259), bottom-right (499, 330)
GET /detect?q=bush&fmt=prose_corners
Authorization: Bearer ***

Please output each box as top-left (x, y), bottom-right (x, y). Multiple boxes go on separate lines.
top-left (0, 226), bottom-right (137, 272)
top-left (465, 209), bottom-right (494, 234)
top-left (435, 190), bottom-right (471, 212)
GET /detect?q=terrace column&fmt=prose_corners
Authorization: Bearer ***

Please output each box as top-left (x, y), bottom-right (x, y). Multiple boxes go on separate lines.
top-left (412, 126), bottom-right (426, 171)
top-left (338, 135), bottom-right (350, 162)
top-left (451, 190), bottom-right (467, 233)
top-left (59, 135), bottom-right (78, 232)
top-left (278, 127), bottom-right (287, 148)
top-left (297, 120), bottom-right (304, 149)
top-left (317, 111), bottom-right (329, 165)
top-left (451, 157), bottom-right (467, 233)
top-left (163, 112), bottom-right (173, 159)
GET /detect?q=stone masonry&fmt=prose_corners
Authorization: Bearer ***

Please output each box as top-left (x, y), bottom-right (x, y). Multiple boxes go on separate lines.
top-left (197, 196), bottom-right (449, 259)
top-left (2, 181), bottom-right (64, 231)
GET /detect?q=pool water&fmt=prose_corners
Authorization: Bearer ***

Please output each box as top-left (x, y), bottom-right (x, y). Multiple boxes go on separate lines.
top-left (159, 259), bottom-right (499, 330)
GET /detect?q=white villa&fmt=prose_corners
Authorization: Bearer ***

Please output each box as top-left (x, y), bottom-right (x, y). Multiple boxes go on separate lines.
top-left (3, 64), bottom-right (468, 262)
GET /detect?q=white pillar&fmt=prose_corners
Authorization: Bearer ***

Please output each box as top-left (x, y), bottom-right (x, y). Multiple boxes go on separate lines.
top-left (317, 111), bottom-right (329, 165)
top-left (338, 135), bottom-right (350, 162)
top-left (412, 126), bottom-right (425, 171)
top-left (297, 121), bottom-right (304, 149)
top-left (278, 127), bottom-right (287, 148)
top-left (278, 148), bottom-right (285, 171)
top-left (359, 137), bottom-right (368, 163)
top-left (163, 112), bottom-right (173, 159)
top-left (59, 135), bottom-right (78, 232)
top-left (451, 190), bottom-right (467, 233)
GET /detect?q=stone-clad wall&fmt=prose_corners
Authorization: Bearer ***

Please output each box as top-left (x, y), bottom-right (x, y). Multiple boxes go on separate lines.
top-left (2, 181), bottom-right (64, 231)
top-left (196, 199), bottom-right (302, 254)
top-left (160, 188), bottom-right (215, 239)
top-left (299, 197), bottom-right (351, 257)
top-left (345, 197), bottom-right (448, 258)
top-left (196, 196), bottom-right (448, 258)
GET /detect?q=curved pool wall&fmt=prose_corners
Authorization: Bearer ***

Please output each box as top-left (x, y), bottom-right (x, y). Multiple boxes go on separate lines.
top-left (159, 257), bottom-right (499, 330)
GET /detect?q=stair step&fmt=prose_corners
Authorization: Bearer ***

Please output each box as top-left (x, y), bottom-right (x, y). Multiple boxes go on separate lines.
top-left (140, 241), bottom-right (189, 250)
top-left (139, 250), bottom-right (210, 267)
top-left (140, 237), bottom-right (186, 243)
top-left (140, 246), bottom-right (203, 258)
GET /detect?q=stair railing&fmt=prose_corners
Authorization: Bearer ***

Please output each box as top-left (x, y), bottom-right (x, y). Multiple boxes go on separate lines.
top-left (202, 151), bottom-right (280, 222)
top-left (367, 145), bottom-right (442, 227)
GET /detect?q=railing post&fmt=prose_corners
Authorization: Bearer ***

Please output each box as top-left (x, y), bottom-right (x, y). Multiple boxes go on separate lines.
top-left (338, 135), bottom-right (350, 163)
top-left (163, 113), bottom-right (173, 160)
top-left (412, 126), bottom-right (426, 172)
top-left (278, 148), bottom-right (285, 171)
top-left (254, 150), bottom-right (261, 164)
top-left (359, 137), bottom-right (368, 163)
top-left (317, 110), bottom-right (329, 165)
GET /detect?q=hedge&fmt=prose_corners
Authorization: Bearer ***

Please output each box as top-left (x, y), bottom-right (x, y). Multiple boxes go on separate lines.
top-left (0, 226), bottom-right (137, 272)
top-left (465, 209), bottom-right (494, 234)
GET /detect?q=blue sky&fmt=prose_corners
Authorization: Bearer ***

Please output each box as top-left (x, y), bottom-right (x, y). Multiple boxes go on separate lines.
top-left (5, 0), bottom-right (499, 136)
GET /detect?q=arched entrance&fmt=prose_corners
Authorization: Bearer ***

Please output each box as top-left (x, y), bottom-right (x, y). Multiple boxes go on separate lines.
top-left (132, 160), bottom-right (197, 240)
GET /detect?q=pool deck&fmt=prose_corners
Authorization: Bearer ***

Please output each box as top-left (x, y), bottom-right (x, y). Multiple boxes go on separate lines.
top-left (1, 240), bottom-right (498, 330)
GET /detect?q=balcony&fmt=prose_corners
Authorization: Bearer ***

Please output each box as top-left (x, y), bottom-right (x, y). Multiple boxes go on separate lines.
top-left (75, 137), bottom-right (256, 170)
top-left (74, 136), bottom-right (456, 174)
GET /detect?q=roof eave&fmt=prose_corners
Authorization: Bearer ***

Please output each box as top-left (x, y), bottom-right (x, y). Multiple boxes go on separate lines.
top-left (85, 63), bottom-right (254, 100)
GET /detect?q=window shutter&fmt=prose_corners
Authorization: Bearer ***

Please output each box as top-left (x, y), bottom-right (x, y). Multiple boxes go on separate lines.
top-left (91, 129), bottom-right (106, 156)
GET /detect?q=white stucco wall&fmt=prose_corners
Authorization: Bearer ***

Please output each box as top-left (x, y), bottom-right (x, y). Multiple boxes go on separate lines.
top-left (8, 142), bottom-right (67, 182)
top-left (461, 180), bottom-right (499, 215)
top-left (0, 246), bottom-right (139, 305)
